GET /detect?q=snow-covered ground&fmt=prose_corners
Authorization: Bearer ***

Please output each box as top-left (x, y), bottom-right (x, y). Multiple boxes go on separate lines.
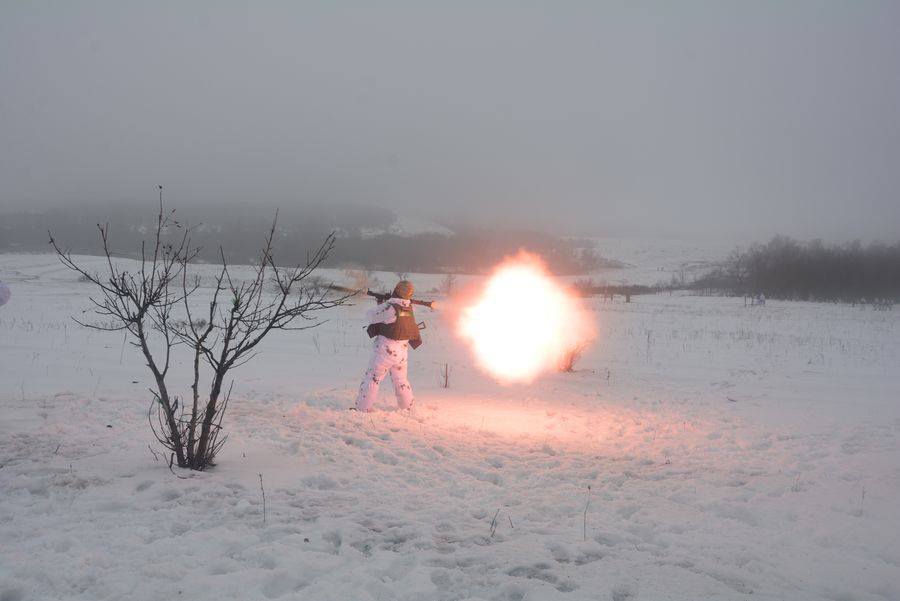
top-left (1, 253), bottom-right (899, 601)
top-left (585, 237), bottom-right (736, 287)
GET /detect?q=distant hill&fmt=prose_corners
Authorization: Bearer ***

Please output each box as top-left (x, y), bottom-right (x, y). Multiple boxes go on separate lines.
top-left (1, 201), bottom-right (617, 275)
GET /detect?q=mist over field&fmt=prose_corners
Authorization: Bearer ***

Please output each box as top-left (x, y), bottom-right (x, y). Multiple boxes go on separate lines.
top-left (3, 1), bottom-right (900, 243)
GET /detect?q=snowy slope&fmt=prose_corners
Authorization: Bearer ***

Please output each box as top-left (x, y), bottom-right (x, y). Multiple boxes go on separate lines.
top-left (583, 237), bottom-right (735, 287)
top-left (1, 253), bottom-right (899, 601)
top-left (358, 216), bottom-right (455, 239)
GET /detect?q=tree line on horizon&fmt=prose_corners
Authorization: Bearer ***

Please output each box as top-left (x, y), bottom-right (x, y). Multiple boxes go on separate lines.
top-left (0, 203), bottom-right (617, 275)
top-left (693, 235), bottom-right (900, 303)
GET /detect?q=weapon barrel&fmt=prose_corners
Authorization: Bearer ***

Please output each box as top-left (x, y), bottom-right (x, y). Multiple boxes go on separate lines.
top-left (366, 289), bottom-right (433, 309)
top-left (324, 284), bottom-right (365, 298)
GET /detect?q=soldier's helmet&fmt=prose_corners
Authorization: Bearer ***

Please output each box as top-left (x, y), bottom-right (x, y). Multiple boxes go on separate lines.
top-left (393, 280), bottom-right (414, 300)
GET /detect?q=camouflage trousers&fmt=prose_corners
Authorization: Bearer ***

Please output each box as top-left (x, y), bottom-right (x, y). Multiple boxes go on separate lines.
top-left (355, 336), bottom-right (414, 412)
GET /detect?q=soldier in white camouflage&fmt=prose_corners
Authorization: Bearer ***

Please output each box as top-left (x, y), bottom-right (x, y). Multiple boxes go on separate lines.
top-left (354, 280), bottom-right (421, 412)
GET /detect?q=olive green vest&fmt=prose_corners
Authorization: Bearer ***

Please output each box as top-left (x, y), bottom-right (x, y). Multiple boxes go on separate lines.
top-left (367, 303), bottom-right (422, 348)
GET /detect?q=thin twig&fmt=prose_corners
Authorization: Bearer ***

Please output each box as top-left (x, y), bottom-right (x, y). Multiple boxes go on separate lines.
top-left (259, 473), bottom-right (267, 526)
top-left (148, 445), bottom-right (161, 462)
top-left (583, 485), bottom-right (592, 541)
top-left (490, 507), bottom-right (502, 538)
top-left (168, 452), bottom-right (187, 479)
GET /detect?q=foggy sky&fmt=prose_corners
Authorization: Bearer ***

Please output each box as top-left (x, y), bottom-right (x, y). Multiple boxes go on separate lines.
top-left (2, 1), bottom-right (899, 242)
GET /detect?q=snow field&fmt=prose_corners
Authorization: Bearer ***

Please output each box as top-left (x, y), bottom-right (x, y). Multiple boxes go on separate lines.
top-left (1, 253), bottom-right (899, 600)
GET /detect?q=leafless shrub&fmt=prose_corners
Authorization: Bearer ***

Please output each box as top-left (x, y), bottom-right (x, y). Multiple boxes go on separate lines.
top-left (50, 187), bottom-right (194, 466)
top-left (172, 216), bottom-right (352, 470)
top-left (303, 275), bottom-right (328, 295)
top-left (51, 189), bottom-right (352, 471)
top-left (439, 273), bottom-right (457, 295)
top-left (558, 342), bottom-right (588, 372)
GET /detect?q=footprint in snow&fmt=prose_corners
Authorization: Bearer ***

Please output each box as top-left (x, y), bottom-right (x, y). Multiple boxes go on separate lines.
top-left (506, 564), bottom-right (578, 593)
top-left (159, 488), bottom-right (182, 501)
top-left (373, 450), bottom-right (399, 465)
top-left (302, 474), bottom-right (339, 490)
top-left (611, 583), bottom-right (636, 601)
top-left (0, 588), bottom-right (25, 601)
top-left (343, 436), bottom-right (372, 449)
top-left (460, 466), bottom-right (502, 485)
top-left (261, 571), bottom-right (308, 599)
top-left (322, 529), bottom-right (342, 553)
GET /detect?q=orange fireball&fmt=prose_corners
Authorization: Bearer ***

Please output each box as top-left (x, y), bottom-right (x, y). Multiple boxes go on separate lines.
top-left (458, 252), bottom-right (594, 383)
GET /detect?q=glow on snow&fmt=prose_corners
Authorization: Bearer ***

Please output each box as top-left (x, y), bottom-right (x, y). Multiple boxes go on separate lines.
top-left (458, 252), bottom-right (595, 384)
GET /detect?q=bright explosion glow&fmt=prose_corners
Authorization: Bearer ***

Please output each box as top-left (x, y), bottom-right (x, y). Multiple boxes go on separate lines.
top-left (458, 253), bottom-right (595, 384)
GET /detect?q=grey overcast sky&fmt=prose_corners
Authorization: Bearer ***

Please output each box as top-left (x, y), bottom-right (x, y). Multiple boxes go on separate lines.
top-left (2, 1), bottom-right (899, 241)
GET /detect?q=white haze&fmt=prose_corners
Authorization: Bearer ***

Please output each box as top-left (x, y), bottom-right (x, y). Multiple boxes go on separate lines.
top-left (2, 1), bottom-right (899, 242)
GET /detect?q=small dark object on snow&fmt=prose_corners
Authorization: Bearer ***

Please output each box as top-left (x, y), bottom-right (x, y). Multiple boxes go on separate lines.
top-left (106, 424), bottom-right (112, 428)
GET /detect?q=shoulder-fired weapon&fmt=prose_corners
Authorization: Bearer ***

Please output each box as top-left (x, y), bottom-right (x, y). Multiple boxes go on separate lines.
top-left (365, 289), bottom-right (435, 309)
top-left (324, 285), bottom-right (436, 310)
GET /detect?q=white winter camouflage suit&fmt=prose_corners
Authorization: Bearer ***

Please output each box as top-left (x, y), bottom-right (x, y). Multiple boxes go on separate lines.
top-left (355, 297), bottom-right (415, 412)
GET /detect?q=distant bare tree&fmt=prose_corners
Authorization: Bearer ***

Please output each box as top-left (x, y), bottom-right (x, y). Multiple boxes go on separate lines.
top-left (343, 267), bottom-right (379, 292)
top-left (439, 273), bottom-right (457, 295)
